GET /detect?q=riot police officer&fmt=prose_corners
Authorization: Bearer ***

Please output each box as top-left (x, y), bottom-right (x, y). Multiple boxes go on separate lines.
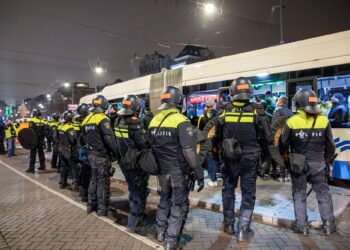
top-left (281, 89), bottom-right (336, 236)
top-left (213, 77), bottom-right (284, 241)
top-left (75, 103), bottom-right (91, 202)
top-left (26, 109), bottom-right (48, 173)
top-left (114, 95), bottom-right (150, 232)
top-left (82, 95), bottom-right (118, 216)
top-left (57, 111), bottom-right (77, 189)
top-left (149, 86), bottom-right (204, 250)
top-left (49, 113), bottom-right (60, 169)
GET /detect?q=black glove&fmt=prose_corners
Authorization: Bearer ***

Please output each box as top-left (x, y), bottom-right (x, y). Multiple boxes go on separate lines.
top-left (197, 178), bottom-right (204, 192)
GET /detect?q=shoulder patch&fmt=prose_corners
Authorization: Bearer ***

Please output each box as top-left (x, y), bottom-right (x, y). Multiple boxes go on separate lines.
top-left (186, 126), bottom-right (194, 137)
top-left (103, 121), bottom-right (111, 129)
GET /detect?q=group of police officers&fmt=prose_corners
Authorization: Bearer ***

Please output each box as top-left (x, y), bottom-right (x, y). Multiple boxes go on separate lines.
top-left (24, 77), bottom-right (336, 250)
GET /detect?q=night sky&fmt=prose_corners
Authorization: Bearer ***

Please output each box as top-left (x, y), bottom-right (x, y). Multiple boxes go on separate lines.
top-left (1, 0), bottom-right (350, 104)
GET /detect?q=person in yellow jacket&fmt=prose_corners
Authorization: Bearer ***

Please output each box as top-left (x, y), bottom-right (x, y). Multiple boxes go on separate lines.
top-left (5, 120), bottom-right (17, 157)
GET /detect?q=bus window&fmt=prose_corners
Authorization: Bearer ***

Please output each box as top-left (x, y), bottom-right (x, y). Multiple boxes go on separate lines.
top-left (317, 75), bottom-right (350, 128)
top-left (186, 90), bottom-right (218, 118)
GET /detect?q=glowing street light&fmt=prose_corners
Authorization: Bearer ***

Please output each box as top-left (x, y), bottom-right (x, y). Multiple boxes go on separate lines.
top-left (94, 66), bottom-right (103, 74)
top-left (63, 82), bottom-right (71, 88)
top-left (46, 94), bottom-right (51, 99)
top-left (204, 3), bottom-right (216, 15)
top-left (197, 1), bottom-right (223, 15)
top-left (89, 57), bottom-right (108, 93)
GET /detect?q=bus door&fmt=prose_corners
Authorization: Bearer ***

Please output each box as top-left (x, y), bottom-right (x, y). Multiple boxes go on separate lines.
top-left (286, 76), bottom-right (317, 112)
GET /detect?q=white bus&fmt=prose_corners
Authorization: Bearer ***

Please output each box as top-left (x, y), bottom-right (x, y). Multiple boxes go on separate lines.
top-left (80, 30), bottom-right (350, 181)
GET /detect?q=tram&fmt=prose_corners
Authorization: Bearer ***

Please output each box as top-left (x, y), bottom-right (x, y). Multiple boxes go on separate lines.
top-left (80, 30), bottom-right (350, 181)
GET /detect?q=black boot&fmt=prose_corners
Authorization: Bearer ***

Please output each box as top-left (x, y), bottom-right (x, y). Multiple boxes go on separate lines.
top-left (237, 226), bottom-right (254, 242)
top-left (87, 204), bottom-right (97, 214)
top-left (223, 217), bottom-right (234, 235)
top-left (292, 222), bottom-right (309, 236)
top-left (156, 232), bottom-right (165, 242)
top-left (97, 207), bottom-right (108, 217)
top-left (164, 241), bottom-right (178, 250)
top-left (60, 183), bottom-right (68, 189)
top-left (38, 166), bottom-right (46, 171)
top-left (25, 168), bottom-right (35, 173)
top-left (323, 220), bottom-right (336, 236)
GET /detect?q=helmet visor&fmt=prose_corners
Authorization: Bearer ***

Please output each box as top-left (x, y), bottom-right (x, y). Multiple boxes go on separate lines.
top-left (231, 93), bottom-right (253, 101)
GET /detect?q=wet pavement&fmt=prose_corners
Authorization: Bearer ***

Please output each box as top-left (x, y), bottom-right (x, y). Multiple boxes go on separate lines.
top-left (1, 149), bottom-right (350, 250)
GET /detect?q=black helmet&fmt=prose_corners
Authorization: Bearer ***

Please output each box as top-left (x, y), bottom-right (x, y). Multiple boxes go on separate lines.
top-left (31, 109), bottom-right (41, 118)
top-left (117, 95), bottom-right (142, 116)
top-left (77, 103), bottom-right (90, 117)
top-left (91, 95), bottom-right (109, 111)
top-left (62, 111), bottom-right (74, 123)
top-left (230, 77), bottom-right (253, 101)
top-left (51, 113), bottom-right (60, 121)
top-left (294, 89), bottom-right (321, 114)
top-left (158, 86), bottom-right (183, 111)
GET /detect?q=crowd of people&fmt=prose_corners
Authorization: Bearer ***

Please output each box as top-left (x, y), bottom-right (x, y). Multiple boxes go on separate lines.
top-left (5, 77), bottom-right (341, 249)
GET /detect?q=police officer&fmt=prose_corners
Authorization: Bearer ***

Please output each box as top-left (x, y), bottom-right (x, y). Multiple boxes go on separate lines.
top-left (114, 95), bottom-right (150, 232)
top-left (26, 109), bottom-right (47, 173)
top-left (281, 89), bottom-right (336, 236)
top-left (213, 77), bottom-right (284, 241)
top-left (75, 103), bottom-right (90, 202)
top-left (57, 111), bottom-right (77, 189)
top-left (149, 86), bottom-right (204, 250)
top-left (49, 113), bottom-right (60, 169)
top-left (5, 120), bottom-right (17, 157)
top-left (82, 95), bottom-right (118, 216)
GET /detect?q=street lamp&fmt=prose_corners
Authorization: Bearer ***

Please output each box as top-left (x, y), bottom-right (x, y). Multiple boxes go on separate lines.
top-left (272, 0), bottom-right (285, 44)
top-left (204, 3), bottom-right (216, 15)
top-left (197, 1), bottom-right (223, 15)
top-left (63, 81), bottom-right (74, 104)
top-left (89, 57), bottom-right (108, 93)
top-left (94, 66), bottom-right (103, 74)
top-left (46, 94), bottom-right (51, 99)
top-left (63, 82), bottom-right (71, 88)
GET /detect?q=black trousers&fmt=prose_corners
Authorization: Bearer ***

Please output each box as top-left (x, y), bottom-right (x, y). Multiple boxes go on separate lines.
top-left (88, 153), bottom-right (111, 212)
top-left (47, 137), bottom-right (52, 151)
top-left (291, 161), bottom-right (335, 227)
top-left (60, 156), bottom-right (72, 186)
top-left (222, 153), bottom-right (259, 229)
top-left (156, 173), bottom-right (190, 243)
top-left (0, 135), bottom-right (5, 154)
top-left (121, 165), bottom-right (149, 229)
top-left (51, 143), bottom-right (59, 168)
top-left (29, 141), bottom-right (46, 169)
top-left (80, 161), bottom-right (91, 199)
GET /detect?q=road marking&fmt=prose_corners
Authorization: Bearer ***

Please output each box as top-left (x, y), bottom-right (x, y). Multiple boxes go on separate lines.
top-left (0, 160), bottom-right (163, 250)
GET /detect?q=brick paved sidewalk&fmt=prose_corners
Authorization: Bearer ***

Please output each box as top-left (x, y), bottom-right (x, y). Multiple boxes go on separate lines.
top-left (0, 158), bottom-right (156, 250)
top-left (1, 151), bottom-right (350, 250)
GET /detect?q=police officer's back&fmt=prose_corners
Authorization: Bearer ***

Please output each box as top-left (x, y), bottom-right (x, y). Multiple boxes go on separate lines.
top-left (213, 77), bottom-right (284, 241)
top-left (57, 111), bottom-right (77, 189)
top-left (82, 95), bottom-right (118, 216)
top-left (114, 95), bottom-right (150, 232)
top-left (149, 86), bottom-right (204, 250)
top-left (281, 89), bottom-right (336, 236)
top-left (26, 109), bottom-right (48, 173)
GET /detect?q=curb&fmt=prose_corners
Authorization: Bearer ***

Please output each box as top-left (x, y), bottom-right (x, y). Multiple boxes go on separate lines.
top-left (112, 177), bottom-right (348, 229)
